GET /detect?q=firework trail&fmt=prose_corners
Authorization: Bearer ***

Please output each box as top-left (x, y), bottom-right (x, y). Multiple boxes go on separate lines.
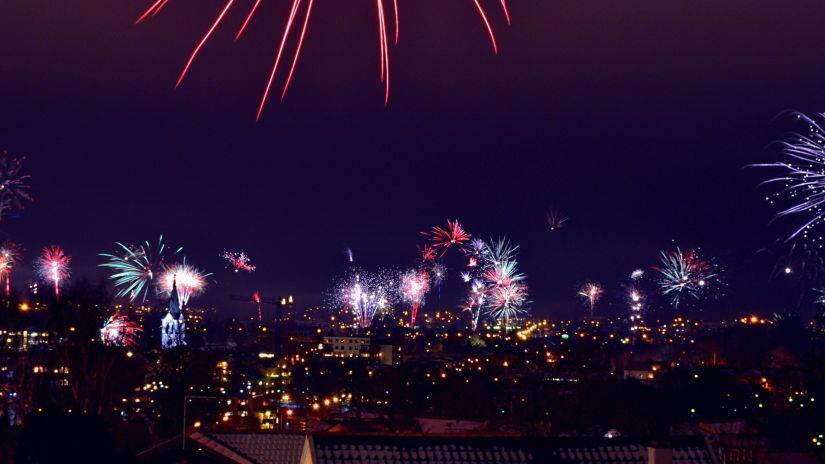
top-left (754, 112), bottom-right (825, 241)
top-left (100, 236), bottom-right (182, 303)
top-left (578, 283), bottom-right (603, 317)
top-left (546, 209), bottom-right (568, 231)
top-left (629, 269), bottom-right (645, 280)
top-left (422, 219), bottom-right (472, 257)
top-left (252, 290), bottom-right (263, 322)
top-left (100, 313), bottom-right (143, 347)
top-left (35, 246), bottom-right (71, 298)
top-left (345, 248), bottom-right (354, 263)
top-left (653, 247), bottom-right (718, 308)
top-left (156, 260), bottom-right (211, 307)
top-left (626, 286), bottom-right (643, 315)
top-left (0, 242), bottom-right (22, 296)
top-left (400, 269), bottom-right (430, 326)
top-left (136, 1), bottom-right (509, 119)
top-left (429, 261), bottom-right (447, 297)
top-left (331, 268), bottom-right (397, 330)
top-left (221, 251), bottom-right (256, 272)
top-left (465, 277), bottom-right (488, 331)
top-left (0, 151), bottom-right (32, 222)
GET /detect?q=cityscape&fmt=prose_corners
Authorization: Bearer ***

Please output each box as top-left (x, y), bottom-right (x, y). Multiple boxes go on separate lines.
top-left (3, 1), bottom-right (825, 463)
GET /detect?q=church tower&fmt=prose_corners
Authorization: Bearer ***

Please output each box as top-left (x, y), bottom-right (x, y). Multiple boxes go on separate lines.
top-left (161, 277), bottom-right (186, 348)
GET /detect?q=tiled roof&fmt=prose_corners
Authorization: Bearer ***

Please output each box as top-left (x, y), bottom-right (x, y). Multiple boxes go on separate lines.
top-left (184, 433), bottom-right (717, 464)
top-left (547, 437), bottom-right (717, 464)
top-left (312, 436), bottom-right (534, 464)
top-left (203, 433), bottom-right (309, 464)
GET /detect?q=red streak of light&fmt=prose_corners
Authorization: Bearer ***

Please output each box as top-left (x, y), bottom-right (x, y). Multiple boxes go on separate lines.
top-left (135, 0), bottom-right (167, 24)
top-left (175, 0), bottom-right (235, 88)
top-left (280, 0), bottom-right (314, 100)
top-left (410, 302), bottom-right (419, 327)
top-left (376, 0), bottom-right (390, 104)
top-left (152, 0), bottom-right (170, 18)
top-left (499, 0), bottom-right (511, 25)
top-left (256, 0), bottom-right (301, 121)
top-left (235, 0), bottom-right (262, 41)
top-left (393, 0), bottom-right (400, 45)
top-left (472, 0), bottom-right (498, 54)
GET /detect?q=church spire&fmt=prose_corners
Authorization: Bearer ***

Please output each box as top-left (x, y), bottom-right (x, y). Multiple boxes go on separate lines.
top-left (168, 274), bottom-right (181, 318)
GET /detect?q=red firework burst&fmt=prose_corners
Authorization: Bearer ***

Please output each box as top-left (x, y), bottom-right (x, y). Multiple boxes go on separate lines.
top-left (422, 219), bottom-right (472, 257)
top-left (136, 0), bottom-right (511, 119)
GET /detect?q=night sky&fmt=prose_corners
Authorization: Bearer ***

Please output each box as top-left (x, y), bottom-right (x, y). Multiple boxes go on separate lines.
top-left (2, 0), bottom-right (825, 319)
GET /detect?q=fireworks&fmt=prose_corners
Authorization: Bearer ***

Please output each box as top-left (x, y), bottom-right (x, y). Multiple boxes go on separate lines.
top-left (755, 112), bottom-right (825, 241)
top-left (156, 260), bottom-right (211, 307)
top-left (478, 236), bottom-right (528, 328)
top-left (546, 209), bottom-right (568, 231)
top-left (100, 313), bottom-right (143, 347)
top-left (653, 247), bottom-right (718, 307)
top-left (400, 269), bottom-right (430, 326)
top-left (221, 251), bottom-right (256, 272)
top-left (630, 269), bottom-right (645, 280)
top-left (485, 278), bottom-right (528, 326)
top-left (578, 283), bottom-right (603, 317)
top-left (0, 242), bottom-right (22, 296)
top-left (465, 277), bottom-right (488, 331)
top-left (137, 0), bottom-right (509, 119)
top-left (0, 151), bottom-right (32, 221)
top-left (34, 246), bottom-right (71, 298)
top-left (483, 237), bottom-right (518, 267)
top-left (423, 219), bottom-right (472, 257)
top-left (252, 290), bottom-right (263, 322)
top-left (420, 244), bottom-right (437, 262)
top-left (331, 268), bottom-right (397, 329)
top-left (345, 248), bottom-right (354, 263)
top-left (100, 236), bottom-right (182, 303)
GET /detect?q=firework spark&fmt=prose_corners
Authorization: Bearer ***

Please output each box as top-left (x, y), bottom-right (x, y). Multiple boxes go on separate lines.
top-left (0, 151), bottom-right (32, 222)
top-left (653, 247), bottom-right (718, 307)
top-left (100, 236), bottom-right (182, 303)
top-left (479, 236), bottom-right (528, 328)
top-left (755, 112), bottom-right (825, 241)
top-left (419, 244), bottom-right (437, 262)
top-left (422, 219), bottom-right (472, 257)
top-left (100, 313), bottom-right (143, 347)
top-left (400, 269), bottom-right (430, 326)
top-left (629, 269), bottom-right (645, 280)
top-left (331, 268), bottom-right (397, 330)
top-left (578, 283), bottom-right (603, 317)
top-left (483, 237), bottom-right (518, 267)
top-left (156, 260), bottom-right (211, 307)
top-left (137, 1), bottom-right (509, 119)
top-left (221, 251), bottom-right (256, 272)
top-left (35, 246), bottom-right (71, 298)
top-left (485, 279), bottom-right (528, 327)
top-left (0, 242), bottom-right (22, 296)
top-left (546, 209), bottom-right (568, 231)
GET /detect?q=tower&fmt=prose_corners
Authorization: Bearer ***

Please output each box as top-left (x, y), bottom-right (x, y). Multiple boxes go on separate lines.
top-left (161, 277), bottom-right (186, 348)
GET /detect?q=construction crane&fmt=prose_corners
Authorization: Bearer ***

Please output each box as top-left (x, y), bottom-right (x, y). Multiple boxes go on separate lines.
top-left (231, 292), bottom-right (294, 358)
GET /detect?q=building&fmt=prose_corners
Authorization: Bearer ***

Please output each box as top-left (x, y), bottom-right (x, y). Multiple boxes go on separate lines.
top-left (139, 433), bottom-right (720, 464)
top-left (322, 336), bottom-right (370, 357)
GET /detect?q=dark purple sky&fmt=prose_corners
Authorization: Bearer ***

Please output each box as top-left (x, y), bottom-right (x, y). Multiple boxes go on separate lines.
top-left (2, 0), bottom-right (825, 319)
